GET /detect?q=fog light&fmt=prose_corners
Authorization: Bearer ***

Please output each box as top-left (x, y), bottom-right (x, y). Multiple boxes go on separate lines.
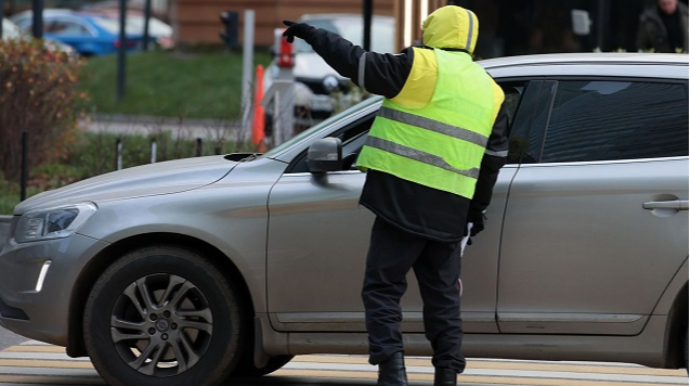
top-left (35, 261), bottom-right (51, 293)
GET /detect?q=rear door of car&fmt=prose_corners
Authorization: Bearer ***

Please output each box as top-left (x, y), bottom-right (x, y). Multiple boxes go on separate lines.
top-left (496, 65), bottom-right (689, 335)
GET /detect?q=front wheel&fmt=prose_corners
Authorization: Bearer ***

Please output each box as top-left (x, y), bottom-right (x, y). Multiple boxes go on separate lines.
top-left (83, 246), bottom-right (245, 386)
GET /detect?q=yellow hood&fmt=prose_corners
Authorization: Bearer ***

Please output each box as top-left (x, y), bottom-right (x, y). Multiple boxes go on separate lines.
top-left (422, 5), bottom-right (479, 53)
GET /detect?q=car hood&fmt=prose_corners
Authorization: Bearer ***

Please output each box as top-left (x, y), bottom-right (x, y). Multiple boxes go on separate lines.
top-left (14, 156), bottom-right (238, 215)
top-left (294, 52), bottom-right (346, 80)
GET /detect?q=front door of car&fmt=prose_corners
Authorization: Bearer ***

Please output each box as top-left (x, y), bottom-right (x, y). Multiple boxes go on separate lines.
top-left (266, 105), bottom-right (517, 334)
top-left (497, 78), bottom-right (689, 335)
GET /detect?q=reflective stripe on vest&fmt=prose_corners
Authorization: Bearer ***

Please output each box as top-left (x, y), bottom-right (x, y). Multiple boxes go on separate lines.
top-left (365, 136), bottom-right (480, 179)
top-left (378, 107), bottom-right (488, 147)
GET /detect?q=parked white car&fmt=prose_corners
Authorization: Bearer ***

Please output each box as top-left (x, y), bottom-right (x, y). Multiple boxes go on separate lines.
top-left (2, 17), bottom-right (77, 56)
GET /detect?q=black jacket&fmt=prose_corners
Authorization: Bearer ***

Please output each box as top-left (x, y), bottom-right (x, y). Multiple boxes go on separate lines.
top-left (301, 27), bottom-right (510, 243)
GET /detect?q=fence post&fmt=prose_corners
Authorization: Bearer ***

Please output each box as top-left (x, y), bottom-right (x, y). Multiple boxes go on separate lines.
top-left (150, 138), bottom-right (157, 163)
top-left (20, 131), bottom-right (28, 201)
top-left (116, 138), bottom-right (123, 170)
top-left (196, 138), bottom-right (203, 157)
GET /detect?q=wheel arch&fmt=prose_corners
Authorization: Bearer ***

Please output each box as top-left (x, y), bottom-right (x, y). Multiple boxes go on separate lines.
top-left (663, 282), bottom-right (688, 369)
top-left (66, 232), bottom-right (256, 358)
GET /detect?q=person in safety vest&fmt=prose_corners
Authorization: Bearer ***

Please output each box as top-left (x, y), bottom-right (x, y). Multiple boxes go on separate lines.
top-left (283, 5), bottom-right (508, 386)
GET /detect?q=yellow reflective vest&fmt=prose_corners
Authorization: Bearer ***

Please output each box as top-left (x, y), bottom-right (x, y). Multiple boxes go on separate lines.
top-left (357, 48), bottom-right (503, 200)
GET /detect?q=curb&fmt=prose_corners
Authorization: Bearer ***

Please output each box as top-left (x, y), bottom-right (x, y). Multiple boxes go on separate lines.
top-left (88, 114), bottom-right (239, 127)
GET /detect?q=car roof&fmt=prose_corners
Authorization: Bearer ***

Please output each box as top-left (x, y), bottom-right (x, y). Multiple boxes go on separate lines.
top-left (11, 9), bottom-right (75, 18)
top-left (480, 53), bottom-right (688, 69)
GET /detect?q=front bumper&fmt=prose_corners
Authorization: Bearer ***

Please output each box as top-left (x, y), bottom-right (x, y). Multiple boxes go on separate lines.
top-left (0, 230), bottom-right (109, 346)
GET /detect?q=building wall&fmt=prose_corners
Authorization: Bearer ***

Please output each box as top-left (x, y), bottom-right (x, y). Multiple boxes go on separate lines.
top-left (173, 0), bottom-right (395, 47)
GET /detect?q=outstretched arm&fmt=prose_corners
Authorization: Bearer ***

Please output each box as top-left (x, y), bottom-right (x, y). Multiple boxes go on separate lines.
top-left (283, 20), bottom-right (412, 99)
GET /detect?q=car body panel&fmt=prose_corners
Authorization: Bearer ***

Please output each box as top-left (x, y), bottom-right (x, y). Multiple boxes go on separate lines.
top-left (75, 158), bottom-right (288, 315)
top-left (14, 155), bottom-right (238, 215)
top-left (499, 158), bottom-right (689, 335)
top-left (0, 233), bottom-right (109, 346)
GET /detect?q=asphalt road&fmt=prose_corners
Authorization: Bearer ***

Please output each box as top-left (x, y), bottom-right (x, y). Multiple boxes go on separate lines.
top-left (0, 341), bottom-right (686, 386)
top-left (0, 328), bottom-right (25, 352)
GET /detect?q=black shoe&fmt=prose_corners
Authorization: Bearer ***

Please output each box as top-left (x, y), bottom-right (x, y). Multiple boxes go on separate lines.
top-left (376, 352), bottom-right (408, 386)
top-left (434, 367), bottom-right (457, 386)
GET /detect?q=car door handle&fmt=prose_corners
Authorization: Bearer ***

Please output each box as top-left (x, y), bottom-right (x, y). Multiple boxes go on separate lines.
top-left (643, 200), bottom-right (689, 210)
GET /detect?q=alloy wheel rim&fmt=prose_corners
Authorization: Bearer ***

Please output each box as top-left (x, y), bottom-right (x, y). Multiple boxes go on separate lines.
top-left (109, 273), bottom-right (214, 377)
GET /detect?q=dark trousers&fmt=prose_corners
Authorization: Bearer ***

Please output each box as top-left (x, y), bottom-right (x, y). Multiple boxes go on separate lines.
top-left (362, 216), bottom-right (465, 372)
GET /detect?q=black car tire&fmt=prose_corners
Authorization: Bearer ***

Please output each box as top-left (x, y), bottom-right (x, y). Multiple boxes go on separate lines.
top-left (685, 327), bottom-right (690, 376)
top-left (83, 246), bottom-right (245, 386)
top-left (232, 355), bottom-right (294, 377)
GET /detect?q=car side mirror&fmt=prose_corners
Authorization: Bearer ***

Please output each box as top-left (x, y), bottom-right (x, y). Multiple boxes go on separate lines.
top-left (307, 138), bottom-right (342, 173)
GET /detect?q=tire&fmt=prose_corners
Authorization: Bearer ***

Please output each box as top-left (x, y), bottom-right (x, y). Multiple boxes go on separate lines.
top-left (84, 246), bottom-right (245, 386)
top-left (685, 327), bottom-right (690, 376)
top-left (231, 355), bottom-right (294, 377)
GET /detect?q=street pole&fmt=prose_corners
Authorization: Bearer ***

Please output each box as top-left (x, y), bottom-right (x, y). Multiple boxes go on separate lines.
top-left (117, 0), bottom-right (127, 101)
top-left (363, 0), bottom-right (372, 51)
top-left (0, 0), bottom-right (4, 39)
top-left (31, 0), bottom-right (43, 39)
top-left (241, 10), bottom-right (255, 135)
top-left (20, 132), bottom-right (27, 201)
top-left (142, 0), bottom-right (151, 51)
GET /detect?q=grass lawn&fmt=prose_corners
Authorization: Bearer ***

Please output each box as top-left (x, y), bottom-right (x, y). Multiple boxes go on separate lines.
top-left (78, 50), bottom-right (272, 120)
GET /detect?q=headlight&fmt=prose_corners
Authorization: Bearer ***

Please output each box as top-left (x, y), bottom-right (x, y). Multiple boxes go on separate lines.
top-left (14, 203), bottom-right (97, 244)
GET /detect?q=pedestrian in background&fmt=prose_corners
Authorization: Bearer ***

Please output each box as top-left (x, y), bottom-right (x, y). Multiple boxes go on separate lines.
top-left (283, 5), bottom-right (509, 386)
top-left (637, 0), bottom-right (689, 52)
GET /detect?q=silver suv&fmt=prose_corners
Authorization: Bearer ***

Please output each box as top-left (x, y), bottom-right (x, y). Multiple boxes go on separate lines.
top-left (0, 53), bottom-right (687, 386)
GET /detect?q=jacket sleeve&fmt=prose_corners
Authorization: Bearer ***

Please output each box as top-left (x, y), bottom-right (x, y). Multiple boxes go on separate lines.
top-left (467, 103), bottom-right (510, 221)
top-left (303, 27), bottom-right (413, 99)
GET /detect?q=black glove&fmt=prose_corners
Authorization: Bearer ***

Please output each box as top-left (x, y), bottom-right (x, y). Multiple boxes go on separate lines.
top-left (282, 20), bottom-right (314, 44)
top-left (467, 214), bottom-right (485, 237)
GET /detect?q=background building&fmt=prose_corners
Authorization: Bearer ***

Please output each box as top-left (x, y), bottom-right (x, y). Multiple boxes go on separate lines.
top-left (4, 0), bottom-right (688, 56)
top-left (172, 0), bottom-right (394, 47)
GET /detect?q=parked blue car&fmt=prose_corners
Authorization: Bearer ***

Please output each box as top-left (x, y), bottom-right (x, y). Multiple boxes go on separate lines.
top-left (10, 10), bottom-right (143, 56)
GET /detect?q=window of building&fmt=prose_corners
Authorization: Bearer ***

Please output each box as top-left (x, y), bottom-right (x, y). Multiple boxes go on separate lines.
top-left (541, 80), bottom-right (688, 163)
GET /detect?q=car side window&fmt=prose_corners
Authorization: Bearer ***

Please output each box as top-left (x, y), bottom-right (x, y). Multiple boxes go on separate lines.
top-left (48, 21), bottom-right (92, 36)
top-left (541, 80), bottom-right (689, 163)
top-left (501, 80), bottom-right (555, 165)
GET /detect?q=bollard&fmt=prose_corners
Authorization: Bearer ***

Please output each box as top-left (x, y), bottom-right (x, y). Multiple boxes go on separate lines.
top-left (252, 64), bottom-right (266, 152)
top-left (116, 138), bottom-right (123, 170)
top-left (20, 131), bottom-right (28, 201)
top-left (196, 138), bottom-right (203, 157)
top-left (150, 138), bottom-right (157, 163)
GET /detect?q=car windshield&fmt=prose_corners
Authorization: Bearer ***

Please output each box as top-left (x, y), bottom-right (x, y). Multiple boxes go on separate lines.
top-left (2, 19), bottom-right (23, 39)
top-left (263, 95), bottom-right (382, 159)
top-left (296, 17), bottom-right (394, 53)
